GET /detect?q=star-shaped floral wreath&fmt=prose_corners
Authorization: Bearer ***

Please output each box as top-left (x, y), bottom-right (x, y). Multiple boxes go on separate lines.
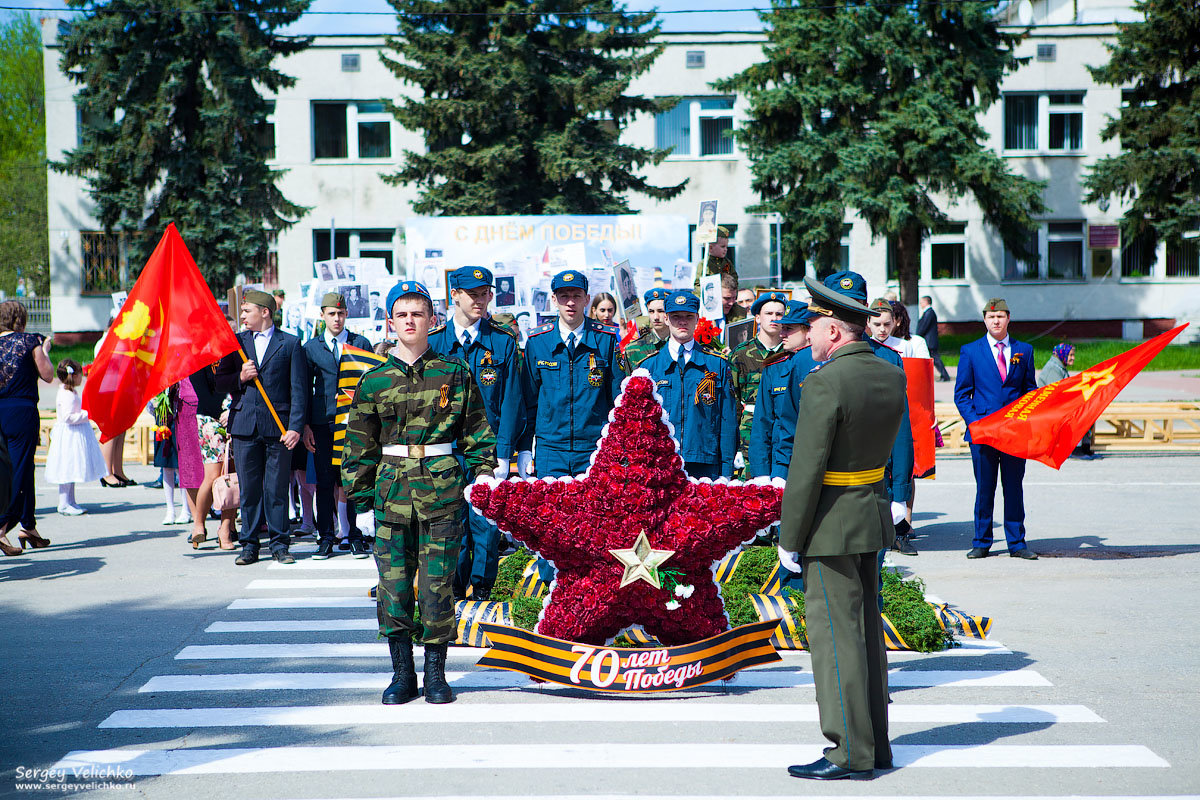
top-left (467, 369), bottom-right (784, 645)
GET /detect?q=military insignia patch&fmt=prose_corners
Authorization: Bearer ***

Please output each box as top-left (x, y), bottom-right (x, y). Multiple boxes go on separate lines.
top-left (840, 278), bottom-right (853, 290)
top-left (480, 367), bottom-right (498, 386)
top-left (588, 353), bottom-right (604, 387)
top-left (675, 295), bottom-right (687, 305)
top-left (564, 273), bottom-right (574, 282)
top-left (473, 269), bottom-right (484, 279)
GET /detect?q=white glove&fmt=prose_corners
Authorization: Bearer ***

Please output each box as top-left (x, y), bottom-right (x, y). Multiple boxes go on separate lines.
top-left (733, 451), bottom-right (745, 470)
top-left (777, 546), bottom-right (802, 574)
top-left (493, 460), bottom-right (511, 480)
top-left (890, 501), bottom-right (906, 526)
top-left (516, 451), bottom-right (533, 479)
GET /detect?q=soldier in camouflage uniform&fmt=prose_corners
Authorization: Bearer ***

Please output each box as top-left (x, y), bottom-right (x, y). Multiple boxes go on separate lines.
top-left (729, 290), bottom-right (788, 474)
top-left (623, 288), bottom-right (671, 369)
top-left (693, 224), bottom-right (739, 291)
top-left (342, 280), bottom-right (496, 706)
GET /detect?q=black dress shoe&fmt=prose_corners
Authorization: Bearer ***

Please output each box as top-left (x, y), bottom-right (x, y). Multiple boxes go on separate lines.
top-left (273, 550), bottom-right (296, 565)
top-left (966, 547), bottom-right (989, 559)
top-left (349, 539), bottom-right (370, 559)
top-left (1009, 548), bottom-right (1038, 560)
top-left (891, 535), bottom-right (918, 556)
top-left (234, 549), bottom-right (259, 566)
top-left (787, 757), bottom-right (873, 781)
top-left (312, 540), bottom-right (335, 560)
top-left (142, 479), bottom-right (163, 489)
top-left (875, 757), bottom-right (894, 770)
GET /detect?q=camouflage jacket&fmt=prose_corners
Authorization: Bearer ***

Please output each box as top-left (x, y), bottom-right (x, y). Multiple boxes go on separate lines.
top-left (693, 254), bottom-right (738, 290)
top-left (730, 336), bottom-right (782, 449)
top-left (624, 328), bottom-right (668, 369)
top-left (341, 348), bottom-right (496, 523)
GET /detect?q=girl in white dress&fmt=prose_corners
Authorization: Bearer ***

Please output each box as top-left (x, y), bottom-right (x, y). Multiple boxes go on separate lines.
top-left (44, 359), bottom-right (107, 515)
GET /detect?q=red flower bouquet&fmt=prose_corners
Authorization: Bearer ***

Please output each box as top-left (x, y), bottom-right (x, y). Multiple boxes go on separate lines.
top-left (694, 317), bottom-right (721, 346)
top-left (467, 369), bottom-right (784, 645)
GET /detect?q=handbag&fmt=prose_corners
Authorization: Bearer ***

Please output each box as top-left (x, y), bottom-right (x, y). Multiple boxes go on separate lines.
top-left (211, 444), bottom-right (240, 512)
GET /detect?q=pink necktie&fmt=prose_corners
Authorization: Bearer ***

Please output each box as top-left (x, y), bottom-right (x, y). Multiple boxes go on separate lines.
top-left (996, 341), bottom-right (1007, 382)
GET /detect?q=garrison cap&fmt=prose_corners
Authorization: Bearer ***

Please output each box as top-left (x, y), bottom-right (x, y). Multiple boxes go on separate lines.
top-left (716, 225), bottom-right (730, 238)
top-left (385, 280), bottom-right (432, 316)
top-left (751, 290), bottom-right (789, 315)
top-left (320, 292), bottom-right (347, 310)
top-left (804, 274), bottom-right (878, 326)
top-left (983, 298), bottom-right (1010, 314)
top-left (869, 298), bottom-right (894, 315)
top-left (780, 300), bottom-right (818, 327)
top-left (450, 266), bottom-right (493, 291)
top-left (823, 270), bottom-right (869, 305)
top-left (644, 288), bottom-right (669, 306)
top-left (551, 270), bottom-right (588, 292)
top-left (665, 290), bottom-right (700, 314)
top-left (243, 289), bottom-right (277, 314)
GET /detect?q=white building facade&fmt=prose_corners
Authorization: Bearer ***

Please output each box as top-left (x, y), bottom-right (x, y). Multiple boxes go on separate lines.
top-left (41, 1), bottom-right (1200, 336)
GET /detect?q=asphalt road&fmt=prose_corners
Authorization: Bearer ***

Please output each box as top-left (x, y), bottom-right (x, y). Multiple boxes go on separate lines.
top-left (2, 454), bottom-right (1198, 799)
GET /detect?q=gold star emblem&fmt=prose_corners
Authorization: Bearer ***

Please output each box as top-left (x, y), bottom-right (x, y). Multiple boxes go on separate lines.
top-left (609, 531), bottom-right (675, 589)
top-left (1063, 364), bottom-right (1117, 402)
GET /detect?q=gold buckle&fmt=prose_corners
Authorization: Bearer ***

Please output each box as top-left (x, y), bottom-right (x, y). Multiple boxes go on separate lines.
top-left (409, 444), bottom-right (425, 459)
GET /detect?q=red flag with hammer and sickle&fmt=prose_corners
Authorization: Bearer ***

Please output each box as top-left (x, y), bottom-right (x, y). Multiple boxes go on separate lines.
top-left (84, 224), bottom-right (240, 442)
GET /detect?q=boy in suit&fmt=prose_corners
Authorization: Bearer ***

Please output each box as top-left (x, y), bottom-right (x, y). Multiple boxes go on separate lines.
top-left (953, 298), bottom-right (1039, 560)
top-left (215, 290), bottom-right (308, 565)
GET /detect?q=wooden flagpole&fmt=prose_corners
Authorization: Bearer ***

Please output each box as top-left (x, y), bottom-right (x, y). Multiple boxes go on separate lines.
top-left (237, 347), bottom-right (287, 436)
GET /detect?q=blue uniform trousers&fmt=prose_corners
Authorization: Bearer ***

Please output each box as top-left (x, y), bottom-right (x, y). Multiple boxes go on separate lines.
top-left (684, 461), bottom-right (721, 480)
top-left (454, 453), bottom-right (501, 596)
top-left (533, 447), bottom-right (594, 582)
top-left (969, 443), bottom-right (1028, 552)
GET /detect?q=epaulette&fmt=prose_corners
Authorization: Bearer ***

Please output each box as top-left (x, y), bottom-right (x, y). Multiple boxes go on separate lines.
top-left (587, 319), bottom-right (619, 336)
top-left (484, 318), bottom-right (518, 340)
top-left (430, 324), bottom-right (446, 335)
top-left (699, 344), bottom-right (730, 361)
top-left (763, 350), bottom-right (793, 369)
top-left (529, 323), bottom-right (556, 336)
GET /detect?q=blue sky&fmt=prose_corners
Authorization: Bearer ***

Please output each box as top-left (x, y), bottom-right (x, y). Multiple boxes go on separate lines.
top-left (3, 0), bottom-right (766, 34)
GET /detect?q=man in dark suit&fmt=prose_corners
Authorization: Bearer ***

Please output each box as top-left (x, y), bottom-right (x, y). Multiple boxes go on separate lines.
top-left (215, 289), bottom-right (308, 565)
top-left (953, 298), bottom-right (1038, 560)
top-left (917, 295), bottom-right (951, 381)
top-left (302, 292), bottom-right (371, 559)
top-left (779, 276), bottom-right (906, 780)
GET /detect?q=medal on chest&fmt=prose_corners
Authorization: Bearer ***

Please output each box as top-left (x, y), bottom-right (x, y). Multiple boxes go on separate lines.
top-left (695, 371), bottom-right (718, 406)
top-left (587, 353), bottom-right (604, 388)
top-left (478, 350), bottom-right (498, 387)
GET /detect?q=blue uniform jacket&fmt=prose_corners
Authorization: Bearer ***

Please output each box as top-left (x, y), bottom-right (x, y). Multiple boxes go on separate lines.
top-left (751, 346), bottom-right (819, 479)
top-left (429, 318), bottom-right (524, 457)
top-left (864, 336), bottom-right (914, 503)
top-left (303, 331), bottom-right (372, 425)
top-left (518, 319), bottom-right (624, 453)
top-left (645, 344), bottom-right (738, 477)
top-left (953, 336), bottom-right (1037, 444)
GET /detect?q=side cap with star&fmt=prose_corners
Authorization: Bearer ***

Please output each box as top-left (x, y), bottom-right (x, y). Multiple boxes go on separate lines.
top-left (983, 298), bottom-right (1010, 314)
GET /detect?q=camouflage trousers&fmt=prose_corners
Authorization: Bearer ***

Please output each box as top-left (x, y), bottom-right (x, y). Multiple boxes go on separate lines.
top-left (374, 511), bottom-right (463, 644)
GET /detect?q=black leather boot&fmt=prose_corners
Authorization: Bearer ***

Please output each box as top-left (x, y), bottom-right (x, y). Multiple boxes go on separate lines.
top-left (381, 636), bottom-right (418, 705)
top-left (423, 643), bottom-right (454, 704)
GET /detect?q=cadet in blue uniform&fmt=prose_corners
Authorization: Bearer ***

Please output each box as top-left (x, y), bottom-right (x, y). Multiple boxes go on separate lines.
top-left (750, 301), bottom-right (820, 480)
top-left (643, 290), bottom-right (737, 480)
top-left (518, 269), bottom-right (625, 477)
top-left (428, 265), bottom-right (523, 599)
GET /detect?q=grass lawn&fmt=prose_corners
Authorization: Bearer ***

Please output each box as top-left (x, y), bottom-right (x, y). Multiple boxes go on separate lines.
top-left (936, 333), bottom-right (1200, 372)
top-left (48, 341), bottom-right (101, 371)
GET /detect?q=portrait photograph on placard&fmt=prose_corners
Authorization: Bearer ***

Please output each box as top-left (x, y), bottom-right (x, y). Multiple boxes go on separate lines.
top-left (724, 317), bottom-right (755, 349)
top-left (495, 275), bottom-right (518, 308)
top-left (613, 260), bottom-right (641, 320)
top-left (696, 199), bottom-right (719, 245)
top-left (699, 274), bottom-right (724, 323)
top-left (337, 283), bottom-right (371, 319)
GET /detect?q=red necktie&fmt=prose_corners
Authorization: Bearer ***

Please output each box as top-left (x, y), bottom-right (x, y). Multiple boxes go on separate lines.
top-left (996, 341), bottom-right (1007, 382)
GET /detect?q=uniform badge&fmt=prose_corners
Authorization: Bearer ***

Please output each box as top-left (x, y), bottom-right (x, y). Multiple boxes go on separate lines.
top-left (439, 383), bottom-right (450, 409)
top-left (564, 273), bottom-right (574, 282)
top-left (479, 367), bottom-right (498, 386)
top-left (473, 269), bottom-right (484, 280)
top-left (695, 371), bottom-right (718, 406)
top-left (588, 353), bottom-right (603, 387)
top-left (840, 277), bottom-right (854, 290)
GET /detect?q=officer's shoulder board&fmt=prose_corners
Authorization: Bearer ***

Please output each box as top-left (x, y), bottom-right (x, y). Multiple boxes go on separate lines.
top-left (699, 344), bottom-right (731, 363)
top-left (763, 350), bottom-right (793, 370)
top-left (484, 318), bottom-right (518, 341)
top-left (587, 319), bottom-right (619, 337)
top-left (528, 323), bottom-right (556, 337)
top-left (429, 324), bottom-right (447, 336)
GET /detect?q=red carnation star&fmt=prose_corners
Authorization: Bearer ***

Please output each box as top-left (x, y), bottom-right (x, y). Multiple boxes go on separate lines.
top-left (467, 369), bottom-right (784, 645)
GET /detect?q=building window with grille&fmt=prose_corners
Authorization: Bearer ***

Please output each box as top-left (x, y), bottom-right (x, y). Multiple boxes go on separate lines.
top-left (1003, 95), bottom-right (1038, 151)
top-left (1166, 239), bottom-right (1200, 278)
top-left (655, 96), bottom-right (736, 159)
top-left (1120, 231), bottom-right (1157, 278)
top-left (80, 231), bottom-right (123, 294)
top-left (312, 101), bottom-right (393, 160)
top-left (930, 222), bottom-right (967, 280)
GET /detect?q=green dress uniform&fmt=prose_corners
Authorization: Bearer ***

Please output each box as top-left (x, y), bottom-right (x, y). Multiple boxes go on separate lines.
top-left (779, 277), bottom-right (906, 777)
top-left (341, 348), bottom-right (496, 645)
top-left (730, 337), bottom-right (780, 468)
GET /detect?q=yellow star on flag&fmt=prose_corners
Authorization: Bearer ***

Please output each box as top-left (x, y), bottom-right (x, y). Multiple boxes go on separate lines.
top-left (1062, 364), bottom-right (1117, 402)
top-left (609, 530), bottom-right (675, 589)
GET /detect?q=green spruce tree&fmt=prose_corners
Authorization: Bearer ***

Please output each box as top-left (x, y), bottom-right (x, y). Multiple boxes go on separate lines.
top-left (716, 0), bottom-right (1046, 300)
top-left (54, 1), bottom-right (311, 289)
top-left (382, 1), bottom-right (685, 215)
top-left (1084, 0), bottom-right (1200, 251)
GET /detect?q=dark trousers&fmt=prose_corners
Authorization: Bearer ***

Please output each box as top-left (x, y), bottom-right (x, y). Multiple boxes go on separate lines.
top-left (454, 451), bottom-right (501, 596)
top-left (802, 552), bottom-right (890, 771)
top-left (970, 442), bottom-right (1028, 551)
top-left (533, 446), bottom-right (594, 582)
top-left (310, 423), bottom-right (360, 544)
top-left (929, 348), bottom-right (951, 381)
top-left (0, 404), bottom-right (38, 532)
top-left (684, 460), bottom-right (721, 480)
top-left (233, 433), bottom-right (292, 554)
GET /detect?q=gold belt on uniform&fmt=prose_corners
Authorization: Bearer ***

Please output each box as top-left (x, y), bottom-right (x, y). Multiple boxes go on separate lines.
top-left (821, 466), bottom-right (886, 486)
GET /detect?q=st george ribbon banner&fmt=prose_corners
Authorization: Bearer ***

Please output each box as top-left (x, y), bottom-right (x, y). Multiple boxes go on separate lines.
top-left (476, 620), bottom-right (782, 693)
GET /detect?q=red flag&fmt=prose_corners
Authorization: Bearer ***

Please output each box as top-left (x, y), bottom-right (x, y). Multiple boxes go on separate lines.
top-left (83, 224), bottom-right (240, 442)
top-left (904, 357), bottom-right (937, 479)
top-left (618, 319), bottom-right (638, 353)
top-left (967, 324), bottom-right (1189, 469)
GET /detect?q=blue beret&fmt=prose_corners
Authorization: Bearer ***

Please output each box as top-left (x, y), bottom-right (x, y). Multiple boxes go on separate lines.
top-left (449, 266), bottom-right (493, 291)
top-left (664, 290), bottom-right (700, 314)
top-left (822, 270), bottom-right (868, 304)
top-left (780, 300), bottom-right (818, 327)
top-left (551, 270), bottom-right (588, 292)
top-left (385, 280), bottom-right (432, 316)
top-left (751, 290), bottom-right (789, 315)
top-left (644, 288), bottom-right (669, 306)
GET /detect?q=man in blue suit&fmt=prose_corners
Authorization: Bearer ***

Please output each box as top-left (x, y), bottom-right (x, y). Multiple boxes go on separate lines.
top-left (954, 298), bottom-right (1039, 560)
top-left (302, 292), bottom-right (372, 559)
top-left (215, 290), bottom-right (308, 566)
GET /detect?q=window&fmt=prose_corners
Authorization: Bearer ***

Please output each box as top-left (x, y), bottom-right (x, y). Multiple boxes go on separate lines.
top-left (655, 96), bottom-right (735, 158)
top-left (255, 233), bottom-right (279, 287)
top-left (76, 107), bottom-right (113, 148)
top-left (1120, 231), bottom-right (1157, 278)
top-left (1048, 93), bottom-right (1083, 150)
top-left (313, 229), bottom-right (396, 270)
top-left (1004, 230), bottom-right (1040, 281)
top-left (357, 229), bottom-right (396, 273)
top-left (311, 101), bottom-right (393, 160)
top-left (685, 50), bottom-right (704, 69)
top-left (1047, 222), bottom-right (1084, 279)
top-left (1004, 95), bottom-right (1037, 150)
top-left (81, 231), bottom-right (122, 294)
top-left (1166, 240), bottom-right (1200, 278)
top-left (1036, 43), bottom-right (1056, 62)
top-left (930, 223), bottom-right (967, 280)
top-left (341, 53), bottom-right (360, 72)
top-left (257, 100), bottom-right (276, 160)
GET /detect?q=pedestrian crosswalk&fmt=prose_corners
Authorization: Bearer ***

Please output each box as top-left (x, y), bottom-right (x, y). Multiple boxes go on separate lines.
top-left (50, 558), bottom-right (1175, 795)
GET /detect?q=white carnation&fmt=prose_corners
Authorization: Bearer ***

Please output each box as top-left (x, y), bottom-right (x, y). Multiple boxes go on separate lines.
top-left (665, 600), bottom-right (681, 611)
